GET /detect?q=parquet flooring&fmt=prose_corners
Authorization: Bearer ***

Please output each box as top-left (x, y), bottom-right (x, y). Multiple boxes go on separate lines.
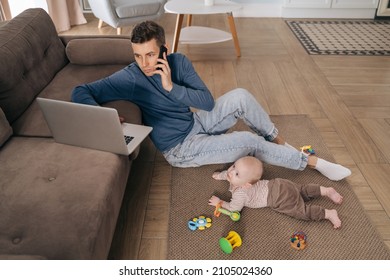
top-left (60, 13), bottom-right (390, 259)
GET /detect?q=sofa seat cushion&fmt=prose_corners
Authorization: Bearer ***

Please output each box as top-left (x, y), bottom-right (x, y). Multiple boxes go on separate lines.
top-left (114, 0), bottom-right (162, 18)
top-left (0, 137), bottom-right (131, 259)
top-left (12, 63), bottom-right (127, 137)
top-left (0, 108), bottom-right (12, 147)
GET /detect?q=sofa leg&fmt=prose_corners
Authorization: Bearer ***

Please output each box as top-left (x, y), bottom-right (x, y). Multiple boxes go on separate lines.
top-left (117, 27), bottom-right (122, 35)
top-left (98, 19), bottom-right (103, 28)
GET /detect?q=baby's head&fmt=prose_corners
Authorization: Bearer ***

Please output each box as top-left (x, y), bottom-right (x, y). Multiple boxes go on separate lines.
top-left (226, 156), bottom-right (263, 188)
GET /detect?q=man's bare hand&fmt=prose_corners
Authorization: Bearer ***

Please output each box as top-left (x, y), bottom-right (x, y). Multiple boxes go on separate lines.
top-left (155, 52), bottom-right (173, 92)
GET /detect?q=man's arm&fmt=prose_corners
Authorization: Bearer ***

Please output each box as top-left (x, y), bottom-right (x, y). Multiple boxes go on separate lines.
top-left (71, 84), bottom-right (99, 105)
top-left (71, 68), bottom-right (134, 105)
top-left (168, 54), bottom-right (215, 111)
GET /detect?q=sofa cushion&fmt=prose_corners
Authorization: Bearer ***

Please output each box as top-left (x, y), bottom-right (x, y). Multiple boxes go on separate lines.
top-left (66, 38), bottom-right (133, 65)
top-left (0, 8), bottom-right (68, 124)
top-left (0, 108), bottom-right (12, 147)
top-left (114, 0), bottom-right (162, 18)
top-left (0, 137), bottom-right (131, 259)
top-left (11, 64), bottom-right (127, 136)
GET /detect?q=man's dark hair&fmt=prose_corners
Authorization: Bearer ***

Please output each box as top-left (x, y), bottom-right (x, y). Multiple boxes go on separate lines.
top-left (130, 21), bottom-right (166, 46)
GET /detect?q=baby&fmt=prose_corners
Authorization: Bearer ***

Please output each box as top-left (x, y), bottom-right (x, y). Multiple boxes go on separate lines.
top-left (208, 156), bottom-right (343, 229)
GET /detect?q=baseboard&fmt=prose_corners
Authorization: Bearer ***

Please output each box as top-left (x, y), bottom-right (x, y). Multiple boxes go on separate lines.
top-left (282, 8), bottom-right (377, 19)
top-left (232, 4), bottom-right (377, 19)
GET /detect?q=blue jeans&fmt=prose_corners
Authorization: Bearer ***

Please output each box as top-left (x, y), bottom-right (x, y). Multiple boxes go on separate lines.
top-left (163, 88), bottom-right (308, 170)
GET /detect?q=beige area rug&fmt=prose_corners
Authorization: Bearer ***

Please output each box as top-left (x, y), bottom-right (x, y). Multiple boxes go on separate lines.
top-left (286, 20), bottom-right (390, 55)
top-left (168, 115), bottom-right (390, 259)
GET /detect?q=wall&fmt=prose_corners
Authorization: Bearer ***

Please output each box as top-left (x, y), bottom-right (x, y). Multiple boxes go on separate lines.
top-left (233, 0), bottom-right (284, 17)
top-left (232, 0), bottom-right (378, 18)
top-left (8, 0), bottom-right (47, 18)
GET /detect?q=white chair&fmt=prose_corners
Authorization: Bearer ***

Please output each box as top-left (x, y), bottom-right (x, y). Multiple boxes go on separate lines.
top-left (88, 0), bottom-right (167, 35)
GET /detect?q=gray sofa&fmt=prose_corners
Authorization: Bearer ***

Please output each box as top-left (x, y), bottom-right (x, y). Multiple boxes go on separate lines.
top-left (0, 8), bottom-right (142, 259)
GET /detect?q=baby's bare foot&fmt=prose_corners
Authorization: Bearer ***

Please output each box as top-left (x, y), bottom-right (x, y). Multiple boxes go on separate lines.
top-left (321, 186), bottom-right (343, 204)
top-left (326, 187), bottom-right (343, 204)
top-left (325, 209), bottom-right (341, 229)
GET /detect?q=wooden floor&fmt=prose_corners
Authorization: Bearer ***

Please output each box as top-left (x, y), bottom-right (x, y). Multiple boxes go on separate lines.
top-left (61, 14), bottom-right (390, 259)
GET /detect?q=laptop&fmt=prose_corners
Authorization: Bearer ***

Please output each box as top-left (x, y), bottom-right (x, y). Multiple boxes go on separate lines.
top-left (37, 98), bottom-right (152, 155)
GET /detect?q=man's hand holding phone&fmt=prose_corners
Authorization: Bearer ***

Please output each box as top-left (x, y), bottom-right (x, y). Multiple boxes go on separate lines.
top-left (157, 45), bottom-right (168, 70)
top-left (156, 45), bottom-right (173, 92)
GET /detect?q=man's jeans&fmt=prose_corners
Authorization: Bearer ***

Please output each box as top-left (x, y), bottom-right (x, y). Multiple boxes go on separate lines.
top-left (163, 88), bottom-right (308, 170)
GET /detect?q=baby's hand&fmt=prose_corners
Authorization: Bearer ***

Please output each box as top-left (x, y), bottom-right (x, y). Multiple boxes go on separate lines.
top-left (208, 195), bottom-right (221, 206)
top-left (212, 172), bottom-right (222, 180)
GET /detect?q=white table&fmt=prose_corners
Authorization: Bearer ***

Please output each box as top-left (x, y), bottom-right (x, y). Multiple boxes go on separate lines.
top-left (164, 0), bottom-right (242, 57)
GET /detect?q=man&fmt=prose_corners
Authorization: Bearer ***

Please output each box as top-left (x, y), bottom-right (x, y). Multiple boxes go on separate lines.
top-left (72, 21), bottom-right (351, 181)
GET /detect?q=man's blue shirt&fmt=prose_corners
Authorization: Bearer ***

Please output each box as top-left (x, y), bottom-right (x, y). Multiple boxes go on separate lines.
top-left (71, 53), bottom-right (214, 152)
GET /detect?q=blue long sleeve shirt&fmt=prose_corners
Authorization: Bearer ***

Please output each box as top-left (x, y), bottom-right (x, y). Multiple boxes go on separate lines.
top-left (71, 53), bottom-right (214, 152)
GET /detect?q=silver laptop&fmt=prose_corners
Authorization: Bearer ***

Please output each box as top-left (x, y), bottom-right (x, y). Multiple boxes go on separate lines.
top-left (37, 98), bottom-right (152, 155)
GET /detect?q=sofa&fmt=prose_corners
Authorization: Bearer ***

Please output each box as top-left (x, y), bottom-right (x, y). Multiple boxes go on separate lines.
top-left (0, 8), bottom-right (142, 259)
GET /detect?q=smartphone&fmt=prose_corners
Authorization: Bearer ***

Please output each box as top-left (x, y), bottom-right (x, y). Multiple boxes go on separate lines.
top-left (157, 45), bottom-right (168, 70)
top-left (158, 45), bottom-right (168, 59)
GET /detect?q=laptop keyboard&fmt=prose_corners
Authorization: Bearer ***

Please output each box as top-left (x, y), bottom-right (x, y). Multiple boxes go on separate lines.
top-left (124, 135), bottom-right (134, 145)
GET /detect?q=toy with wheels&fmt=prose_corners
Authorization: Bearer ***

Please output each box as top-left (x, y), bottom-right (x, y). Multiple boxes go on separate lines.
top-left (290, 231), bottom-right (307, 250)
top-left (214, 203), bottom-right (241, 221)
top-left (219, 231), bottom-right (242, 254)
top-left (188, 215), bottom-right (212, 231)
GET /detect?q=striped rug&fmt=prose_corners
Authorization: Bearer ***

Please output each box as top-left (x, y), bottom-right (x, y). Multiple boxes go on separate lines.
top-left (168, 115), bottom-right (390, 259)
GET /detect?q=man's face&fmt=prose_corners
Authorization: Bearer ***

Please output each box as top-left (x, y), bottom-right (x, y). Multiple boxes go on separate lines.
top-left (132, 39), bottom-right (161, 77)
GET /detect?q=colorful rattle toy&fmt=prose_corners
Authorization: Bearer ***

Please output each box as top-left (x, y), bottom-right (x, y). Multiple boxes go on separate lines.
top-left (219, 231), bottom-right (242, 254)
top-left (188, 215), bottom-right (212, 231)
top-left (300, 145), bottom-right (315, 155)
top-left (290, 231), bottom-right (307, 250)
top-left (214, 203), bottom-right (241, 221)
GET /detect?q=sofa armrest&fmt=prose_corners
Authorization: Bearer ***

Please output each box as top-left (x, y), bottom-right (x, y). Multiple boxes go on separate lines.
top-left (63, 36), bottom-right (134, 65)
top-left (102, 100), bottom-right (143, 160)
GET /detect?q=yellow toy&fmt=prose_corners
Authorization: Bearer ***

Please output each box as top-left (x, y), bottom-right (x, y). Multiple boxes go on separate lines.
top-left (219, 231), bottom-right (242, 254)
top-left (188, 215), bottom-right (212, 231)
top-left (214, 202), bottom-right (241, 221)
top-left (300, 145), bottom-right (315, 155)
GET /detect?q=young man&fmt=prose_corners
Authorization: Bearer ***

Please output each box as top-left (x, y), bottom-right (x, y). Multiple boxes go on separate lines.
top-left (71, 21), bottom-right (351, 181)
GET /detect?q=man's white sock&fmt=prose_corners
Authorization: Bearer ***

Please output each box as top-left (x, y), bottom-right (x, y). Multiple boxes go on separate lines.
top-left (315, 158), bottom-right (351, 181)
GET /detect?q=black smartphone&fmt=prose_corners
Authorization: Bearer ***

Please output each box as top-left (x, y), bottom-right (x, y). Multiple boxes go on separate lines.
top-left (157, 45), bottom-right (167, 70)
top-left (158, 45), bottom-right (168, 59)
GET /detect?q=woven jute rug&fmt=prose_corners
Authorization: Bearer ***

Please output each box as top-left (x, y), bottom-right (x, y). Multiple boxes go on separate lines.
top-left (168, 115), bottom-right (390, 259)
top-left (286, 20), bottom-right (390, 55)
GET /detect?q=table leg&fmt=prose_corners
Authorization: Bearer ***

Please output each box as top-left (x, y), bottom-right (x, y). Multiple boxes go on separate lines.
top-left (227, 12), bottom-right (241, 57)
top-left (187, 14), bottom-right (193, 26)
top-left (172, 14), bottom-right (184, 53)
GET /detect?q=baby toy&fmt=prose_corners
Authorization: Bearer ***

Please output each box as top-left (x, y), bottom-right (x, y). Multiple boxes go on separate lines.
top-left (214, 202), bottom-right (241, 221)
top-left (300, 145), bottom-right (315, 155)
top-left (290, 231), bottom-right (307, 250)
top-left (219, 231), bottom-right (242, 254)
top-left (188, 215), bottom-right (212, 231)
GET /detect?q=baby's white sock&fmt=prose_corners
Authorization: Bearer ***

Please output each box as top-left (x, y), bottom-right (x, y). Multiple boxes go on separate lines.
top-left (315, 158), bottom-right (351, 181)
